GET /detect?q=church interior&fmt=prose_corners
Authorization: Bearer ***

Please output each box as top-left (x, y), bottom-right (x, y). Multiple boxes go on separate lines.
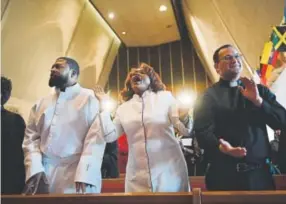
top-left (1, 0), bottom-right (286, 203)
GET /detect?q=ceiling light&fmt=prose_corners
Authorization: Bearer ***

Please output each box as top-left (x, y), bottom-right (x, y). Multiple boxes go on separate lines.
top-left (159, 5), bottom-right (167, 12)
top-left (108, 12), bottom-right (115, 19)
top-left (122, 31), bottom-right (126, 35)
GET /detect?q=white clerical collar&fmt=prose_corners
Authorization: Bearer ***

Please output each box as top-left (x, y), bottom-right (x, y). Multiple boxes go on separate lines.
top-left (219, 78), bottom-right (241, 87)
top-left (229, 81), bottom-right (239, 87)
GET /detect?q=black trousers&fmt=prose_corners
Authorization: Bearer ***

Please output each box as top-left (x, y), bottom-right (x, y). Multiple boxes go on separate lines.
top-left (278, 130), bottom-right (286, 174)
top-left (205, 163), bottom-right (275, 191)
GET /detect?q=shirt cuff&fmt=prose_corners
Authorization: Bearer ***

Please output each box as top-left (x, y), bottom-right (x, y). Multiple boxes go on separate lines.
top-left (25, 152), bottom-right (44, 182)
top-left (74, 156), bottom-right (102, 187)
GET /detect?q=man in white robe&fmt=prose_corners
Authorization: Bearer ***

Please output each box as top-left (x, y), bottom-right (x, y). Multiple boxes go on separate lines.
top-left (22, 57), bottom-right (112, 194)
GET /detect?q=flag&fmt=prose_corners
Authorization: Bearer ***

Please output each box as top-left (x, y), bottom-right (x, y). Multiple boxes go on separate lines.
top-left (259, 41), bottom-right (275, 85)
top-left (258, 5), bottom-right (286, 85)
top-left (265, 64), bottom-right (274, 79)
top-left (260, 64), bottom-right (273, 86)
top-left (268, 50), bottom-right (279, 66)
top-left (260, 64), bottom-right (268, 78)
top-left (260, 41), bottom-right (274, 64)
top-left (271, 26), bottom-right (286, 51)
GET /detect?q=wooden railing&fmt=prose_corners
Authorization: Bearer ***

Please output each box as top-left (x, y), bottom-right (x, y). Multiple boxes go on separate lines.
top-left (1, 192), bottom-right (195, 204)
top-left (274, 175), bottom-right (286, 190)
top-left (201, 190), bottom-right (286, 204)
top-left (101, 175), bottom-right (286, 193)
top-left (2, 176), bottom-right (286, 204)
top-left (2, 189), bottom-right (286, 204)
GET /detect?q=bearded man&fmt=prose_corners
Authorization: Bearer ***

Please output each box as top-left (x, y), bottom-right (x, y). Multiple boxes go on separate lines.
top-left (22, 57), bottom-right (112, 194)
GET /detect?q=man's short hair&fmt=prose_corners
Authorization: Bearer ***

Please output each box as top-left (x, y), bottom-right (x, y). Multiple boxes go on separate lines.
top-left (57, 57), bottom-right (80, 76)
top-left (213, 44), bottom-right (233, 64)
top-left (1, 76), bottom-right (12, 105)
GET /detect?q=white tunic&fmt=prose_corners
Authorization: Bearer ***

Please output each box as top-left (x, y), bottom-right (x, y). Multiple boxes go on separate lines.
top-left (103, 90), bottom-right (192, 192)
top-left (22, 83), bottom-right (110, 193)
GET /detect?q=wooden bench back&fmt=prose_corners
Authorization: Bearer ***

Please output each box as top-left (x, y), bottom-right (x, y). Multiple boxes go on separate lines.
top-left (101, 175), bottom-right (286, 193)
top-left (2, 189), bottom-right (286, 204)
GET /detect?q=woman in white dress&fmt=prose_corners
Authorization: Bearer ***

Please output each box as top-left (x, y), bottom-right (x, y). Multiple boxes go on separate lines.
top-left (94, 63), bottom-right (192, 193)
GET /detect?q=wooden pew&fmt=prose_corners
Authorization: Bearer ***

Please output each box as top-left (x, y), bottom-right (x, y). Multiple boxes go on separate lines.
top-left (101, 176), bottom-right (205, 192)
top-left (101, 175), bottom-right (286, 193)
top-left (102, 178), bottom-right (125, 193)
top-left (201, 190), bottom-right (286, 204)
top-left (190, 176), bottom-right (206, 190)
top-left (2, 190), bottom-right (286, 204)
top-left (1, 192), bottom-right (195, 204)
top-left (274, 175), bottom-right (286, 190)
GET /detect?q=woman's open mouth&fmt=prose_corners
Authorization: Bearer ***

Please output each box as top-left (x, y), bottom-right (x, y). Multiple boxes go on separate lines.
top-left (131, 75), bottom-right (142, 83)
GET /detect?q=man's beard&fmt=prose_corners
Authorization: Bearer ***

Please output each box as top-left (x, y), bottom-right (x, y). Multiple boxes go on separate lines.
top-left (48, 75), bottom-right (68, 88)
top-left (1, 93), bottom-right (10, 106)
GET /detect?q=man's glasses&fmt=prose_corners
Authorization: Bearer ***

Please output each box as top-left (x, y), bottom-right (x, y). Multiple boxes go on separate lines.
top-left (219, 54), bottom-right (242, 62)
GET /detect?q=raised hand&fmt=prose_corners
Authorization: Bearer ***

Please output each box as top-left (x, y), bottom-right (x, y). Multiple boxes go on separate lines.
top-left (93, 85), bottom-right (109, 102)
top-left (239, 77), bottom-right (263, 107)
top-left (219, 138), bottom-right (247, 158)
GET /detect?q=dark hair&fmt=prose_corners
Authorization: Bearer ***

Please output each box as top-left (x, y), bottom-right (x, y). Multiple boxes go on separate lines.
top-left (57, 57), bottom-right (80, 76)
top-left (213, 44), bottom-right (233, 63)
top-left (120, 63), bottom-right (166, 101)
top-left (1, 76), bottom-right (12, 105)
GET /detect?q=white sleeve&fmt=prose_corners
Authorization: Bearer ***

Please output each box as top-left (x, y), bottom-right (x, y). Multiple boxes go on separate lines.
top-left (98, 110), bottom-right (123, 143)
top-left (74, 97), bottom-right (123, 186)
top-left (22, 104), bottom-right (44, 182)
top-left (74, 97), bottom-right (105, 186)
top-left (167, 92), bottom-right (193, 136)
top-left (97, 100), bottom-right (125, 142)
top-left (110, 109), bottom-right (124, 140)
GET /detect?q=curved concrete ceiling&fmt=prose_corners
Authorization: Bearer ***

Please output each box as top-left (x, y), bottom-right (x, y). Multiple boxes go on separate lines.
top-left (2, 0), bottom-right (285, 121)
top-left (93, 0), bottom-right (284, 82)
top-left (1, 0), bottom-right (121, 120)
top-left (90, 0), bottom-right (180, 46)
top-left (183, 0), bottom-right (284, 82)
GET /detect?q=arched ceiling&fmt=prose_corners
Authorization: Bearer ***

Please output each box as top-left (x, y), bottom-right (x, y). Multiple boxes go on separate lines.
top-left (1, 0), bottom-right (285, 121)
top-left (90, 0), bottom-right (180, 47)
top-left (183, 0), bottom-right (284, 82)
top-left (92, 0), bottom-right (284, 82)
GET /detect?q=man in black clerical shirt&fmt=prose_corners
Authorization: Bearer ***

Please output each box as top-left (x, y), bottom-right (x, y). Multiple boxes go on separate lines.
top-left (193, 44), bottom-right (286, 190)
top-left (1, 76), bottom-right (26, 194)
top-left (278, 129), bottom-right (286, 173)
